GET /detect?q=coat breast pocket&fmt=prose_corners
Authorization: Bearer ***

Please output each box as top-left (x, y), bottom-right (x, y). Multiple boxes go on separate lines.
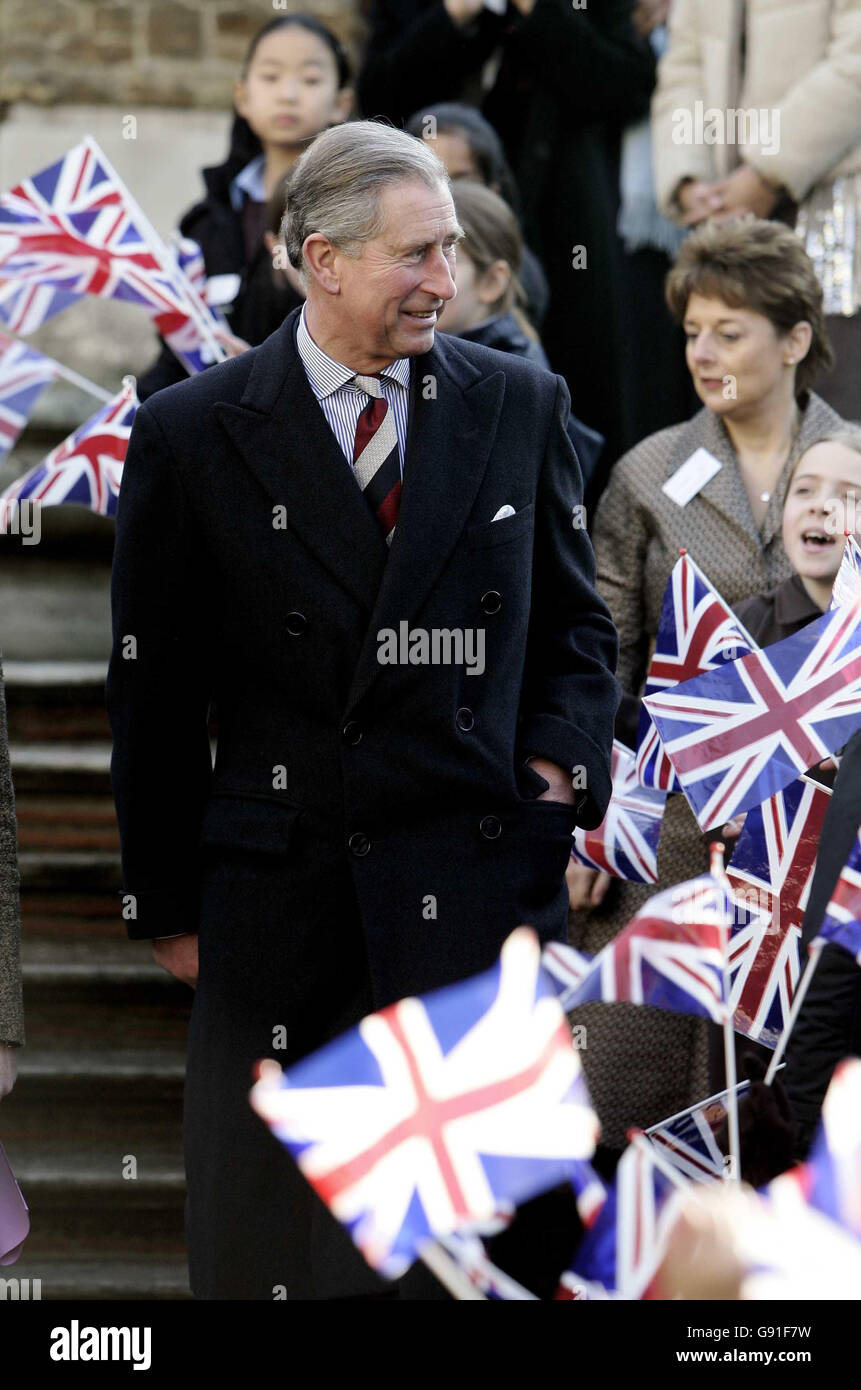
top-left (198, 794), bottom-right (303, 857)
top-left (461, 502), bottom-right (535, 552)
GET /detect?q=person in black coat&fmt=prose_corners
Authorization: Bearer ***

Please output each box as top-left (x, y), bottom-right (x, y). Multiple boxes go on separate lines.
top-left (106, 122), bottom-right (619, 1300)
top-left (137, 14), bottom-right (353, 400)
top-left (445, 178), bottom-right (604, 487)
top-left (358, 0), bottom-right (656, 474)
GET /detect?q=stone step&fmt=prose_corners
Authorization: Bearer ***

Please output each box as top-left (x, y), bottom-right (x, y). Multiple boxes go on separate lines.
top-left (4, 661), bottom-right (110, 743)
top-left (0, 1256), bottom-right (192, 1300)
top-left (18, 850), bottom-right (121, 893)
top-left (20, 892), bottom-right (126, 939)
top-left (9, 1049), bottom-right (186, 1100)
top-left (16, 793), bottom-right (119, 852)
top-left (11, 743), bottom-right (112, 795)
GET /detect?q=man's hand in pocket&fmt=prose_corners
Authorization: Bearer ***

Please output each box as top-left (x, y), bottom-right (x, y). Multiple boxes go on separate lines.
top-left (153, 933), bottom-right (199, 988)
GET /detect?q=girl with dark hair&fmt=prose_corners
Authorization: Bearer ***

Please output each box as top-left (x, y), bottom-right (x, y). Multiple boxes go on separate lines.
top-left (445, 179), bottom-right (604, 484)
top-left (137, 15), bottom-right (353, 399)
top-left (406, 101), bottom-right (548, 329)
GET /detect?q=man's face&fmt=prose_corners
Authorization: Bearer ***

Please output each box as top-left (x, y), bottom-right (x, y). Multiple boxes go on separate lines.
top-left (325, 179), bottom-right (460, 368)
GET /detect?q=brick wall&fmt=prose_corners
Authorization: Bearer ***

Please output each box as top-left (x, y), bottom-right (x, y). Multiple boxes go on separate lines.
top-left (0, 0), bottom-right (365, 109)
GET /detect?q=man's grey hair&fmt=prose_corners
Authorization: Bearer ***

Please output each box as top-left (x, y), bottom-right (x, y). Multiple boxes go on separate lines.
top-left (282, 120), bottom-right (450, 271)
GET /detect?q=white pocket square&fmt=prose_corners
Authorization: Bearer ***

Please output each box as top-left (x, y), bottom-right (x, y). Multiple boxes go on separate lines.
top-left (492, 504), bottom-right (516, 521)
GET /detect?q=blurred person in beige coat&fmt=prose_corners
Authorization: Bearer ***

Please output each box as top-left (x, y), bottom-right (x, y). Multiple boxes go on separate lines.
top-left (567, 218), bottom-right (846, 1163)
top-left (0, 655), bottom-right (22, 1107)
top-left (651, 0), bottom-right (861, 418)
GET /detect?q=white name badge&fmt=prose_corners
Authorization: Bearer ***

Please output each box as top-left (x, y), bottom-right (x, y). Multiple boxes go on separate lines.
top-left (662, 447), bottom-right (722, 507)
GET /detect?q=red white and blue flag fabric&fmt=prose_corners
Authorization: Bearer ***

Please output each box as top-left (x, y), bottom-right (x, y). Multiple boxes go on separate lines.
top-left (831, 533), bottom-right (861, 611)
top-left (0, 137), bottom-right (221, 377)
top-left (815, 830), bottom-right (861, 964)
top-left (571, 741), bottom-right (666, 883)
top-left (547, 875), bottom-right (733, 1025)
top-left (249, 928), bottom-right (600, 1279)
top-left (725, 778), bottom-right (830, 1047)
top-left (0, 277), bottom-right (79, 335)
top-left (786, 1059), bottom-right (861, 1240)
top-left (0, 379), bottom-right (136, 519)
top-left (155, 233), bottom-right (227, 377)
top-left (636, 551), bottom-right (756, 791)
top-left (564, 1134), bottom-right (684, 1299)
top-left (646, 1083), bottom-right (751, 1184)
top-left (541, 941), bottom-right (592, 1012)
top-left (644, 597), bottom-right (861, 831)
top-left (0, 331), bottom-right (57, 460)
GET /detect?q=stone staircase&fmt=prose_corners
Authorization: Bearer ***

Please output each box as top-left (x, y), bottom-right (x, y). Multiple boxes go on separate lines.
top-left (0, 661), bottom-right (192, 1298)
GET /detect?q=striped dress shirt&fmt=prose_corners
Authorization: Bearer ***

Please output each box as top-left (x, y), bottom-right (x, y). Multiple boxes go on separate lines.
top-left (296, 304), bottom-right (411, 475)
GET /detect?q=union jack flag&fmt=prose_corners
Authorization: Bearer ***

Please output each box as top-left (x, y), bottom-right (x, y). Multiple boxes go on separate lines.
top-left (0, 332), bottom-right (57, 460)
top-left (565, 1133), bottom-right (684, 1299)
top-left (554, 875), bottom-right (733, 1024)
top-left (644, 597), bottom-right (861, 831)
top-left (815, 830), bottom-right (861, 964)
top-left (636, 551), bottom-right (756, 791)
top-left (831, 533), bottom-right (861, 611)
top-left (542, 940), bottom-right (592, 1012)
top-left (571, 741), bottom-right (667, 882)
top-left (249, 928), bottom-right (600, 1279)
top-left (0, 380), bottom-right (136, 520)
top-left (0, 278), bottom-right (79, 334)
top-left (0, 138), bottom-right (205, 344)
top-left (155, 233), bottom-right (228, 377)
top-left (726, 778), bottom-right (830, 1046)
top-left (646, 1082), bottom-right (752, 1183)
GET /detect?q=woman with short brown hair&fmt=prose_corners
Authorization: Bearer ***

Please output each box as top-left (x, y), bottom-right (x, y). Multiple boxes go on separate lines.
top-left (569, 216), bottom-right (847, 1164)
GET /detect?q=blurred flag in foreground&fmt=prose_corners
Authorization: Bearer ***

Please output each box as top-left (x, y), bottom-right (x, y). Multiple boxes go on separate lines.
top-left (250, 927), bottom-right (599, 1279)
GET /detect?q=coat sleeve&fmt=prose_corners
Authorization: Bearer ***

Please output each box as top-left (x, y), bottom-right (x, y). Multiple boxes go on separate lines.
top-left (106, 404), bottom-right (214, 941)
top-left (590, 450), bottom-right (652, 699)
top-left (517, 375), bottom-right (620, 828)
top-left (512, 0), bottom-right (656, 122)
top-left (740, 0), bottom-right (861, 200)
top-left (0, 659), bottom-right (22, 1048)
top-left (651, 0), bottom-right (714, 215)
top-left (783, 944), bottom-right (861, 1157)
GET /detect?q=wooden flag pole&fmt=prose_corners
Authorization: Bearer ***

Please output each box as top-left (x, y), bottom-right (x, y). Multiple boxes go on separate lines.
top-left (82, 137), bottom-right (227, 367)
top-left (764, 939), bottom-right (825, 1085)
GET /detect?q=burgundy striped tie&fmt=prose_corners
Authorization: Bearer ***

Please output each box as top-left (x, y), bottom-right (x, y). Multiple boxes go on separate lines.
top-left (352, 374), bottom-right (401, 546)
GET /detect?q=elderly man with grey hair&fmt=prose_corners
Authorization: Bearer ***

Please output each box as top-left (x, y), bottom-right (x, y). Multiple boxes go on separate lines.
top-left (107, 119), bottom-right (619, 1300)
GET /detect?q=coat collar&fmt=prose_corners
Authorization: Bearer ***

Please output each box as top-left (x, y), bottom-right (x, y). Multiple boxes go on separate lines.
top-left (215, 312), bottom-right (505, 707)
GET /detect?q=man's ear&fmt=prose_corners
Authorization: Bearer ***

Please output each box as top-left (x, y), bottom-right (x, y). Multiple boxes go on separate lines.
top-left (302, 233), bottom-right (341, 294)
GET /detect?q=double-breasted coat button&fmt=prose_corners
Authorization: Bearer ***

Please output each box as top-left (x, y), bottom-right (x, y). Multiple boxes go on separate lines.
top-left (456, 707), bottom-right (475, 732)
top-left (479, 815), bottom-right (502, 840)
top-left (285, 612), bottom-right (307, 635)
top-left (480, 590), bottom-right (502, 615)
top-left (342, 721), bottom-right (362, 745)
top-left (348, 832), bottom-right (370, 857)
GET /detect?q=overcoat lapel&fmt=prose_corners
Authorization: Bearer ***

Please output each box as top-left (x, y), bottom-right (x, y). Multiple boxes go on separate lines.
top-left (346, 337), bottom-right (505, 713)
top-left (215, 311), bottom-right (388, 615)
